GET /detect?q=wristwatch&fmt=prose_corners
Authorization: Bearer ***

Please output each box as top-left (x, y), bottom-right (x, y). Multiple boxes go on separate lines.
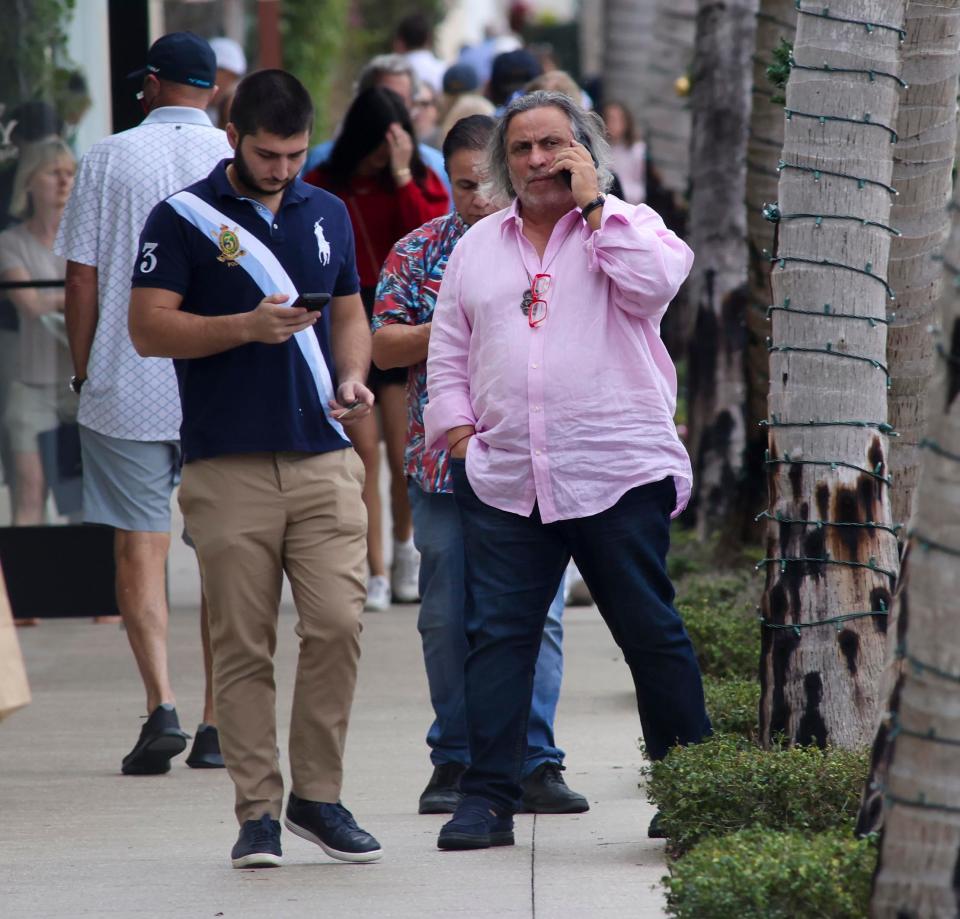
top-left (69, 375), bottom-right (86, 394)
top-left (580, 194), bottom-right (606, 221)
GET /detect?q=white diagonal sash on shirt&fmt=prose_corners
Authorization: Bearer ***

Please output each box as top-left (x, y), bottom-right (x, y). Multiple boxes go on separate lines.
top-left (167, 190), bottom-right (346, 439)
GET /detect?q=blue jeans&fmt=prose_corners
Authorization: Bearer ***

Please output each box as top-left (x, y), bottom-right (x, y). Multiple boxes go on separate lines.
top-left (409, 482), bottom-right (565, 776)
top-left (450, 460), bottom-right (711, 812)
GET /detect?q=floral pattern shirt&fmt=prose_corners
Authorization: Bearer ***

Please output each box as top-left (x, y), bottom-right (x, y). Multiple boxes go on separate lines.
top-left (372, 211), bottom-right (467, 494)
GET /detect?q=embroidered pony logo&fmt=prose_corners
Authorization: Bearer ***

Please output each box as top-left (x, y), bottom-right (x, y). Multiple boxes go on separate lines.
top-left (314, 219), bottom-right (331, 266)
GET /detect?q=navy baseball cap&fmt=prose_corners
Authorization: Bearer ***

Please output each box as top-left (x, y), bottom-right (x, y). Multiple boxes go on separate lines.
top-left (126, 32), bottom-right (216, 89)
top-left (443, 63), bottom-right (479, 95)
top-left (489, 49), bottom-right (542, 105)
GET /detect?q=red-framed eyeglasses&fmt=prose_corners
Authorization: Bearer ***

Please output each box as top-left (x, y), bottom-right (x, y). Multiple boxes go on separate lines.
top-left (528, 273), bottom-right (551, 327)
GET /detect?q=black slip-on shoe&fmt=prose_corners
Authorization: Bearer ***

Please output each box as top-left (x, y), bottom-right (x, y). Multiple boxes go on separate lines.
top-left (285, 793), bottom-right (383, 863)
top-left (186, 723), bottom-right (225, 769)
top-left (419, 762), bottom-right (467, 814)
top-left (121, 703), bottom-right (189, 775)
top-left (648, 811), bottom-right (667, 838)
top-left (232, 815), bottom-right (283, 868)
top-left (520, 762), bottom-right (590, 814)
top-left (437, 795), bottom-right (515, 850)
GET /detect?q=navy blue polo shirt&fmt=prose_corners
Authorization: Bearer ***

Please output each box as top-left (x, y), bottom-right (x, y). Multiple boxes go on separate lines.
top-left (131, 159), bottom-right (360, 462)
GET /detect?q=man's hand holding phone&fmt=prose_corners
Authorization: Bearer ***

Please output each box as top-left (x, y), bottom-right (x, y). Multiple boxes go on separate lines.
top-left (293, 292), bottom-right (332, 312)
top-left (244, 293), bottom-right (318, 345)
top-left (330, 379), bottom-right (374, 425)
top-left (551, 140), bottom-right (601, 209)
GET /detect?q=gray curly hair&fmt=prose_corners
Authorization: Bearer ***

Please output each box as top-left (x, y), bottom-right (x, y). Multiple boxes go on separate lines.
top-left (487, 91), bottom-right (614, 202)
top-left (356, 54), bottom-right (420, 97)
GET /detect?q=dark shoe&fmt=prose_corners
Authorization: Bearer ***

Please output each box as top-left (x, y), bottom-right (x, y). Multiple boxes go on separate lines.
top-left (437, 795), bottom-right (514, 850)
top-left (419, 762), bottom-right (467, 814)
top-left (231, 814), bottom-right (283, 868)
top-left (520, 762), bottom-right (590, 814)
top-left (186, 723), bottom-right (225, 769)
top-left (284, 793), bottom-right (383, 863)
top-left (648, 811), bottom-right (667, 839)
top-left (121, 703), bottom-right (189, 775)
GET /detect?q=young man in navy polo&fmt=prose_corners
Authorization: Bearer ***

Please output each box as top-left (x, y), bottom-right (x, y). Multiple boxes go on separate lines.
top-left (129, 69), bottom-right (381, 869)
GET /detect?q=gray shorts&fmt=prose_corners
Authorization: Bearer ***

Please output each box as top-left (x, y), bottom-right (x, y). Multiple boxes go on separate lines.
top-left (79, 425), bottom-right (181, 532)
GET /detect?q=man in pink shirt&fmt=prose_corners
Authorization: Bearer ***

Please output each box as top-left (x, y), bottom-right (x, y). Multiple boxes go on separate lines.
top-left (424, 90), bottom-right (711, 851)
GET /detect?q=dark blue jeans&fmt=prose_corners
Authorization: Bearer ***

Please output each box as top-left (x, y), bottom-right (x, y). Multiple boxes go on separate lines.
top-left (450, 459), bottom-right (711, 812)
top-left (408, 483), bottom-right (566, 775)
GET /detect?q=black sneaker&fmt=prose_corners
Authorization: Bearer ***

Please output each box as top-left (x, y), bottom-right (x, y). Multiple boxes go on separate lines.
top-left (648, 810), bottom-right (667, 838)
top-left (284, 793), bottom-right (383, 863)
top-left (121, 703), bottom-right (190, 775)
top-left (186, 723), bottom-right (225, 769)
top-left (437, 795), bottom-right (514, 850)
top-left (520, 762), bottom-right (590, 814)
top-left (419, 762), bottom-right (467, 814)
top-left (231, 815), bottom-right (283, 868)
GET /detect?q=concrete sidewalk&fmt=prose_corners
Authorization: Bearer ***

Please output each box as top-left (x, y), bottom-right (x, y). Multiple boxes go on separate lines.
top-left (2, 599), bottom-right (668, 918)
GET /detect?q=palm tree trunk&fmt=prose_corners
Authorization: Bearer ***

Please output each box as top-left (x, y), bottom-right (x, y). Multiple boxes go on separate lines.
top-left (605, 0), bottom-right (698, 357)
top-left (686, 0), bottom-right (757, 538)
top-left (642, 0), bottom-right (698, 197)
top-left (855, 0), bottom-right (960, 840)
top-left (869, 153), bottom-right (960, 919)
top-left (603, 0), bottom-right (658, 123)
top-left (744, 0), bottom-right (797, 540)
top-left (758, 0), bottom-right (905, 749)
top-left (886, 0), bottom-right (960, 529)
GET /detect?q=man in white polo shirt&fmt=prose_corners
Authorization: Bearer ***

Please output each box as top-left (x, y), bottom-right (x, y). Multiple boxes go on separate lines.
top-left (55, 32), bottom-right (232, 774)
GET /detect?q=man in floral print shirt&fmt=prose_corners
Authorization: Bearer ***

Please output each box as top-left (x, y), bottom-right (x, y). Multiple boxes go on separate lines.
top-left (372, 115), bottom-right (586, 816)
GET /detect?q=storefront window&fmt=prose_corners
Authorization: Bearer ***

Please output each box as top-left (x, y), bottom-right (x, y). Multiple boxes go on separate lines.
top-left (0, 1), bottom-right (253, 529)
top-left (0, 1), bottom-right (87, 528)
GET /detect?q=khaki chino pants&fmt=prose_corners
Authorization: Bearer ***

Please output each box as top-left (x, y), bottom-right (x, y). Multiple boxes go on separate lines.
top-left (179, 449), bottom-right (367, 824)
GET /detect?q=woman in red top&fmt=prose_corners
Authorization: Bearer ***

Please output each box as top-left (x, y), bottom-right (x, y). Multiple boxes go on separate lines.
top-left (305, 87), bottom-right (448, 612)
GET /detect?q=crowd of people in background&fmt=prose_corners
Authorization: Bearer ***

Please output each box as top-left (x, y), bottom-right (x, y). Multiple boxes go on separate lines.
top-left (0, 15), bottom-right (652, 551)
top-left (0, 13), bottom-right (709, 871)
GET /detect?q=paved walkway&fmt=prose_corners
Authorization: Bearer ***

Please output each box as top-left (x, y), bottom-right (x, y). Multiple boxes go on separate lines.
top-left (3, 593), bottom-right (668, 918)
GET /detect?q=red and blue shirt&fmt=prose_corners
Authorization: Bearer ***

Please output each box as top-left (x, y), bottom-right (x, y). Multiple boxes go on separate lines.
top-left (372, 210), bottom-right (467, 494)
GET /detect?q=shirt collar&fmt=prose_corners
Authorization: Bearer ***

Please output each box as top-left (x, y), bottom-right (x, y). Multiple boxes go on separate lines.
top-left (498, 198), bottom-right (582, 237)
top-left (141, 106), bottom-right (216, 127)
top-left (498, 198), bottom-right (522, 236)
top-left (208, 159), bottom-right (309, 209)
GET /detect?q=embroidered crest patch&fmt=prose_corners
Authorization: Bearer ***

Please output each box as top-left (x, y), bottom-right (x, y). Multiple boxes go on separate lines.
top-left (210, 224), bottom-right (246, 265)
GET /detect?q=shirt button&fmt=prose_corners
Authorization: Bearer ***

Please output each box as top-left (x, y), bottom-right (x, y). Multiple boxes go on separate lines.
top-left (531, 363), bottom-right (538, 369)
top-left (535, 449), bottom-right (542, 456)
top-left (273, 223), bottom-right (278, 229)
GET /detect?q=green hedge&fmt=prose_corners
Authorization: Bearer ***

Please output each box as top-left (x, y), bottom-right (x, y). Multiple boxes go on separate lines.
top-left (674, 571), bottom-right (759, 681)
top-left (677, 571), bottom-right (755, 608)
top-left (703, 677), bottom-right (759, 740)
top-left (664, 828), bottom-right (876, 919)
top-left (679, 600), bottom-right (757, 681)
top-left (646, 734), bottom-right (869, 854)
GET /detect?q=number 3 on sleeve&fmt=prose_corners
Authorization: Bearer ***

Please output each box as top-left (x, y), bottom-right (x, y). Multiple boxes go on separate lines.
top-left (139, 242), bottom-right (158, 273)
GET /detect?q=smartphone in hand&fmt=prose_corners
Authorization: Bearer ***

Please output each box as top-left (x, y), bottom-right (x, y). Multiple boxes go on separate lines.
top-left (337, 400), bottom-right (366, 419)
top-left (562, 133), bottom-right (601, 187)
top-left (293, 292), bottom-right (332, 312)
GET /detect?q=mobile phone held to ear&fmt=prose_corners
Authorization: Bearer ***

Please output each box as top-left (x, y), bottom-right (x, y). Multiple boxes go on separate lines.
top-left (293, 292), bottom-right (332, 312)
top-left (562, 132), bottom-right (600, 187)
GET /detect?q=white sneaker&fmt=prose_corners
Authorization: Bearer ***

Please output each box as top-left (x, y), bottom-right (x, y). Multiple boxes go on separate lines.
top-left (391, 539), bottom-right (421, 603)
top-left (365, 575), bottom-right (391, 612)
top-left (564, 561), bottom-right (593, 606)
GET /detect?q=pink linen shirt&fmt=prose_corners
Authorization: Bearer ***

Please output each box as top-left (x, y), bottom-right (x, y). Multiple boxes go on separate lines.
top-left (423, 194), bottom-right (694, 524)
